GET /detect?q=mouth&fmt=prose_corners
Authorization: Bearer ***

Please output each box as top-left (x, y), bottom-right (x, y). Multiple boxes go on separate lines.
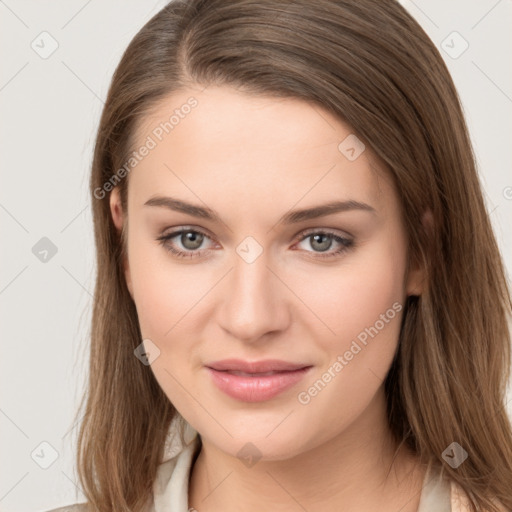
top-left (205, 359), bottom-right (313, 402)
top-left (218, 370), bottom-right (296, 377)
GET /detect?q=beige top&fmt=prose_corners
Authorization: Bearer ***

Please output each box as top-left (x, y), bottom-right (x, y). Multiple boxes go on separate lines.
top-left (41, 429), bottom-right (504, 512)
top-left (153, 434), bottom-right (455, 512)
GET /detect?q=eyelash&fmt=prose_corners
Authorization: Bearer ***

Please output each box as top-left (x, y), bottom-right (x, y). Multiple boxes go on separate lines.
top-left (156, 227), bottom-right (354, 260)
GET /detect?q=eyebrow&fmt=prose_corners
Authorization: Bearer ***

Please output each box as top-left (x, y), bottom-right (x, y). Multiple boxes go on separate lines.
top-left (144, 196), bottom-right (376, 224)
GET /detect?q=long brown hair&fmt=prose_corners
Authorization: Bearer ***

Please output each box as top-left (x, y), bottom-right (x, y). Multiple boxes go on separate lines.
top-left (76, 1), bottom-right (512, 510)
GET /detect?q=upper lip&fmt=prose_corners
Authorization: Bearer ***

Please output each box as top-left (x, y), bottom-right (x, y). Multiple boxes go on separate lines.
top-left (206, 359), bottom-right (311, 373)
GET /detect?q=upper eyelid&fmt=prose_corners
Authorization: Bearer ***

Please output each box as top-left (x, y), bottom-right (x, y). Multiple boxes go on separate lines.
top-left (162, 225), bottom-right (214, 237)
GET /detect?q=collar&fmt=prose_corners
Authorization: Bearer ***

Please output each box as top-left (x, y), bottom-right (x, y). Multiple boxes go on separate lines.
top-left (153, 433), bottom-right (202, 512)
top-left (417, 464), bottom-right (451, 512)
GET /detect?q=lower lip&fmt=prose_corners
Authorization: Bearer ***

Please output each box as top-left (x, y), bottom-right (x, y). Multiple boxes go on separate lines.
top-left (206, 366), bottom-right (312, 402)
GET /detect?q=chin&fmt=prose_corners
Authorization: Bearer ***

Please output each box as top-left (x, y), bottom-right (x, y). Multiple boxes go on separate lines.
top-left (200, 424), bottom-right (317, 464)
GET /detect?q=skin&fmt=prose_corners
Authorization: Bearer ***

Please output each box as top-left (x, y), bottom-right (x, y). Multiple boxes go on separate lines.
top-left (110, 85), bottom-right (427, 511)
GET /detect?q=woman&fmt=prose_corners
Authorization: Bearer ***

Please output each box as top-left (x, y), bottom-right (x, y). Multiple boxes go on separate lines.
top-left (44, 0), bottom-right (512, 511)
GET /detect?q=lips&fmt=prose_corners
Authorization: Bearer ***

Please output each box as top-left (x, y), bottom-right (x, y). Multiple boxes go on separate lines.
top-left (205, 359), bottom-right (313, 402)
top-left (221, 370), bottom-right (286, 377)
top-left (206, 358), bottom-right (310, 373)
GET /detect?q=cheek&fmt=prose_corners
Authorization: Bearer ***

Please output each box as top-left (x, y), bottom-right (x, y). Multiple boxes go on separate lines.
top-left (292, 232), bottom-right (406, 404)
top-left (127, 228), bottom-right (210, 339)
top-left (339, 253), bottom-right (405, 345)
top-left (127, 236), bottom-right (211, 412)
top-left (292, 231), bottom-right (407, 350)
top-left (292, 232), bottom-right (407, 431)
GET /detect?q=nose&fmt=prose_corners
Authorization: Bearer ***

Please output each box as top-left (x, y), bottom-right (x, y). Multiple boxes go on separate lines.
top-left (216, 246), bottom-right (291, 344)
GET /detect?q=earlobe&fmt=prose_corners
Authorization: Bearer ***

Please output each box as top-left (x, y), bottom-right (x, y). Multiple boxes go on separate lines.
top-left (110, 187), bottom-right (124, 232)
top-left (109, 188), bottom-right (134, 298)
top-left (406, 209), bottom-right (433, 297)
top-left (406, 265), bottom-right (425, 297)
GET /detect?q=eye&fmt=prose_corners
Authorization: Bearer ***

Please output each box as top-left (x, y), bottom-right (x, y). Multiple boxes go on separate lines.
top-left (156, 227), bottom-right (216, 259)
top-left (294, 229), bottom-right (354, 259)
top-left (156, 227), bottom-right (354, 260)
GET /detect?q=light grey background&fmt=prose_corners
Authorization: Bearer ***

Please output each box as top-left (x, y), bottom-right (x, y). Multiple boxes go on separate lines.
top-left (1, 0), bottom-right (511, 510)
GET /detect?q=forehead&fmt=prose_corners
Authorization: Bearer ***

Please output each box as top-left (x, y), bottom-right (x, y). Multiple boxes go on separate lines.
top-left (127, 86), bottom-right (396, 219)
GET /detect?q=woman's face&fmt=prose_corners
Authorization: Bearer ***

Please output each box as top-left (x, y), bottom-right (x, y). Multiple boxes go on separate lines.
top-left (110, 85), bottom-right (424, 461)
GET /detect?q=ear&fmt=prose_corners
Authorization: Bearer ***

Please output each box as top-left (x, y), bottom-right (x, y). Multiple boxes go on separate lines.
top-left (405, 209), bottom-right (433, 297)
top-left (109, 187), bottom-right (134, 298)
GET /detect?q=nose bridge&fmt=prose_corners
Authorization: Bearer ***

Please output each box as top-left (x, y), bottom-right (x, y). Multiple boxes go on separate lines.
top-left (217, 239), bottom-right (288, 341)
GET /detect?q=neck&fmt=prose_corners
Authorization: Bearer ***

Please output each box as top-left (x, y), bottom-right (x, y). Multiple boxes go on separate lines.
top-left (188, 386), bottom-right (425, 512)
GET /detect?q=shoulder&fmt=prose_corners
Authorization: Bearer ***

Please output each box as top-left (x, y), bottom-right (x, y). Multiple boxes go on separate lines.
top-left (39, 504), bottom-right (89, 512)
top-left (450, 480), bottom-right (508, 512)
top-left (450, 481), bottom-right (472, 512)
